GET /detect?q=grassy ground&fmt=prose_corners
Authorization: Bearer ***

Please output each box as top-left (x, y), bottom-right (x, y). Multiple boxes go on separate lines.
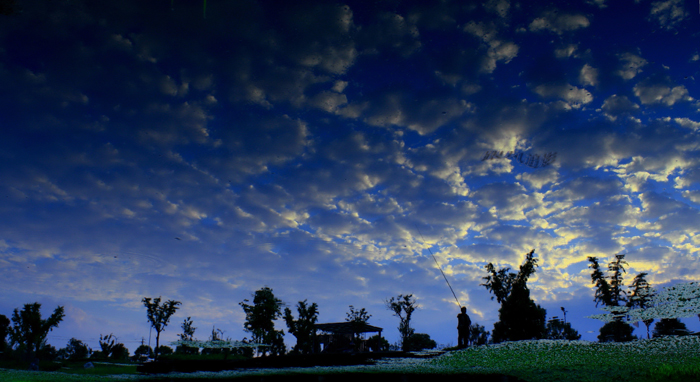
top-left (1, 336), bottom-right (699, 382)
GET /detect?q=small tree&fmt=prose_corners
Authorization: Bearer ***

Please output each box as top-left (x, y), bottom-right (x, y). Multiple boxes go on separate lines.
top-left (482, 250), bottom-right (546, 342)
top-left (588, 255), bottom-right (636, 342)
top-left (653, 318), bottom-right (689, 338)
top-left (239, 287), bottom-right (286, 356)
top-left (366, 334), bottom-right (390, 352)
top-left (142, 297), bottom-right (181, 360)
top-left (98, 333), bottom-right (117, 359)
top-left (627, 272), bottom-right (655, 339)
top-left (468, 323), bottom-right (490, 346)
top-left (544, 317), bottom-right (581, 340)
top-left (110, 343), bottom-right (129, 360)
top-left (404, 333), bottom-right (436, 351)
top-left (385, 294), bottom-right (418, 351)
top-left (0, 314), bottom-right (9, 358)
top-left (9, 303), bottom-right (65, 361)
top-left (133, 343), bottom-right (153, 362)
top-left (176, 317), bottom-right (198, 355)
top-left (64, 338), bottom-right (90, 360)
top-left (345, 305), bottom-right (371, 343)
top-left (284, 300), bottom-right (319, 355)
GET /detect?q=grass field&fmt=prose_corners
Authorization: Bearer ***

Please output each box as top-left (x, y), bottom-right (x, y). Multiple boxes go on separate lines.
top-left (1, 336), bottom-right (699, 382)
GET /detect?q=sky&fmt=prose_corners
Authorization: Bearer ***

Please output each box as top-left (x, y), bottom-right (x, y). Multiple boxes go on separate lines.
top-left (1, 0), bottom-right (700, 353)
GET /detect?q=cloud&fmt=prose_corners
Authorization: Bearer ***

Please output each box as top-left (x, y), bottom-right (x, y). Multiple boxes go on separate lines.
top-left (674, 118), bottom-right (700, 131)
top-left (579, 64), bottom-right (598, 87)
top-left (463, 21), bottom-right (519, 73)
top-left (633, 78), bottom-right (691, 106)
top-left (649, 0), bottom-right (688, 30)
top-left (616, 52), bottom-right (648, 80)
top-left (601, 95), bottom-right (640, 120)
top-left (533, 83), bottom-right (593, 107)
top-left (529, 11), bottom-right (590, 34)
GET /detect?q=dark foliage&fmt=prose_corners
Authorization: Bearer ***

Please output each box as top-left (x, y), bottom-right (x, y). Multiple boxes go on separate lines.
top-left (133, 344), bottom-right (153, 362)
top-left (63, 338), bottom-right (91, 360)
top-left (366, 334), bottom-right (390, 352)
top-left (404, 333), bottom-right (436, 351)
top-left (142, 297), bottom-right (181, 360)
top-left (652, 318), bottom-right (689, 338)
top-left (544, 318), bottom-right (581, 340)
top-left (597, 321), bottom-right (636, 342)
top-left (628, 272), bottom-right (655, 339)
top-left (240, 287), bottom-right (286, 356)
top-left (0, 314), bottom-right (9, 358)
top-left (386, 294), bottom-right (418, 351)
top-left (284, 300), bottom-right (319, 355)
top-left (482, 250), bottom-right (546, 343)
top-left (469, 323), bottom-right (490, 346)
top-left (9, 303), bottom-right (65, 361)
top-left (110, 343), bottom-right (130, 360)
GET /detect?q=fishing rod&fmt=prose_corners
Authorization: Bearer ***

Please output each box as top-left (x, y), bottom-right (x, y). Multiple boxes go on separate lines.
top-left (415, 225), bottom-right (462, 308)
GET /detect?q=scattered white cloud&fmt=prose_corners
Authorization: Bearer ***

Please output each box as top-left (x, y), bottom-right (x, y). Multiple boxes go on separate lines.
top-left (579, 64), bottom-right (598, 87)
top-left (634, 82), bottom-right (691, 105)
top-left (616, 52), bottom-right (648, 80)
top-left (533, 83), bottom-right (593, 107)
top-left (529, 11), bottom-right (590, 34)
top-left (554, 44), bottom-right (578, 59)
top-left (649, 0), bottom-right (688, 30)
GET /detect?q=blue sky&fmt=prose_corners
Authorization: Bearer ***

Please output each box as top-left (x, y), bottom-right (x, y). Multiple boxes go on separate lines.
top-left (1, 0), bottom-right (699, 352)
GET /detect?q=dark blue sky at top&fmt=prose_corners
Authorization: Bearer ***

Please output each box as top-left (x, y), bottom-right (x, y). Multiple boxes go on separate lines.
top-left (0, 0), bottom-right (699, 351)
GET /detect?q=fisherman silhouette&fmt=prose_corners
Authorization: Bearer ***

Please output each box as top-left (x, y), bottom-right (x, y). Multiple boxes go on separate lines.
top-left (457, 306), bottom-right (471, 348)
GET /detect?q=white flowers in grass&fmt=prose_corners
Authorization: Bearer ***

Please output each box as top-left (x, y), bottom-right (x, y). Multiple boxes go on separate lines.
top-left (587, 281), bottom-right (700, 323)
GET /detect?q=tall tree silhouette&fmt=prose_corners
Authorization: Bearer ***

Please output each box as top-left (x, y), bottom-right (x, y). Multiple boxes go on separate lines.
top-left (482, 249), bottom-right (546, 342)
top-left (9, 303), bottom-right (65, 361)
top-left (628, 272), bottom-right (655, 339)
top-left (385, 294), bottom-right (417, 351)
top-left (284, 300), bottom-right (319, 355)
top-left (142, 297), bottom-right (181, 360)
top-left (587, 255), bottom-right (635, 342)
top-left (240, 287), bottom-right (285, 356)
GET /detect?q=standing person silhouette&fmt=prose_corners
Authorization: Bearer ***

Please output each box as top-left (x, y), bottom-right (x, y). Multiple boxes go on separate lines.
top-left (457, 306), bottom-right (471, 348)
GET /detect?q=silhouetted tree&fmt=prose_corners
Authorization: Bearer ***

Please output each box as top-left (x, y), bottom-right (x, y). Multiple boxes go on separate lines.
top-left (239, 287), bottom-right (286, 356)
top-left (653, 318), bottom-right (689, 338)
top-left (284, 300), bottom-right (319, 355)
top-left (175, 316), bottom-right (198, 355)
top-left (142, 297), bottom-right (181, 360)
top-left (110, 343), bottom-right (129, 360)
top-left (482, 250), bottom-right (546, 342)
top-left (468, 323), bottom-right (490, 346)
top-left (544, 317), bottom-right (581, 340)
top-left (97, 333), bottom-right (117, 359)
top-left (9, 302), bottom-right (65, 361)
top-left (385, 294), bottom-right (418, 351)
top-left (0, 314), bottom-right (9, 358)
top-left (627, 272), bottom-right (655, 339)
top-left (588, 255), bottom-right (636, 342)
top-left (133, 343), bottom-right (153, 362)
top-left (367, 334), bottom-right (390, 352)
top-left (64, 338), bottom-right (90, 360)
top-left (345, 305), bottom-right (371, 343)
top-left (598, 321), bottom-right (636, 342)
top-left (155, 345), bottom-right (173, 356)
top-left (404, 333), bottom-right (436, 351)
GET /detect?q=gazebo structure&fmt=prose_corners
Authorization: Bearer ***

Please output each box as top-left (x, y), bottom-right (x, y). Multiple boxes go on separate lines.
top-left (314, 322), bottom-right (383, 353)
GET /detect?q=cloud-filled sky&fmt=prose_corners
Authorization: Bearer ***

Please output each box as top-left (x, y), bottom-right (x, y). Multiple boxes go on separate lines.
top-left (1, 0), bottom-right (699, 351)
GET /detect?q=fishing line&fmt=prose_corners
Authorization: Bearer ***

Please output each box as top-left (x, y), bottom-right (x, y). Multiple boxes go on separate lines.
top-left (415, 225), bottom-right (461, 308)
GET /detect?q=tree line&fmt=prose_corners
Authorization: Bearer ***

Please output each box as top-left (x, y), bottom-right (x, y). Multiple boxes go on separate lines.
top-left (2, 250), bottom-right (696, 367)
top-left (481, 249), bottom-right (697, 344)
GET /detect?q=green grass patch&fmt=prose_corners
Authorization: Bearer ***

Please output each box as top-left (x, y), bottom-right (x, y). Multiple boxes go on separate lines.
top-left (429, 336), bottom-right (700, 382)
